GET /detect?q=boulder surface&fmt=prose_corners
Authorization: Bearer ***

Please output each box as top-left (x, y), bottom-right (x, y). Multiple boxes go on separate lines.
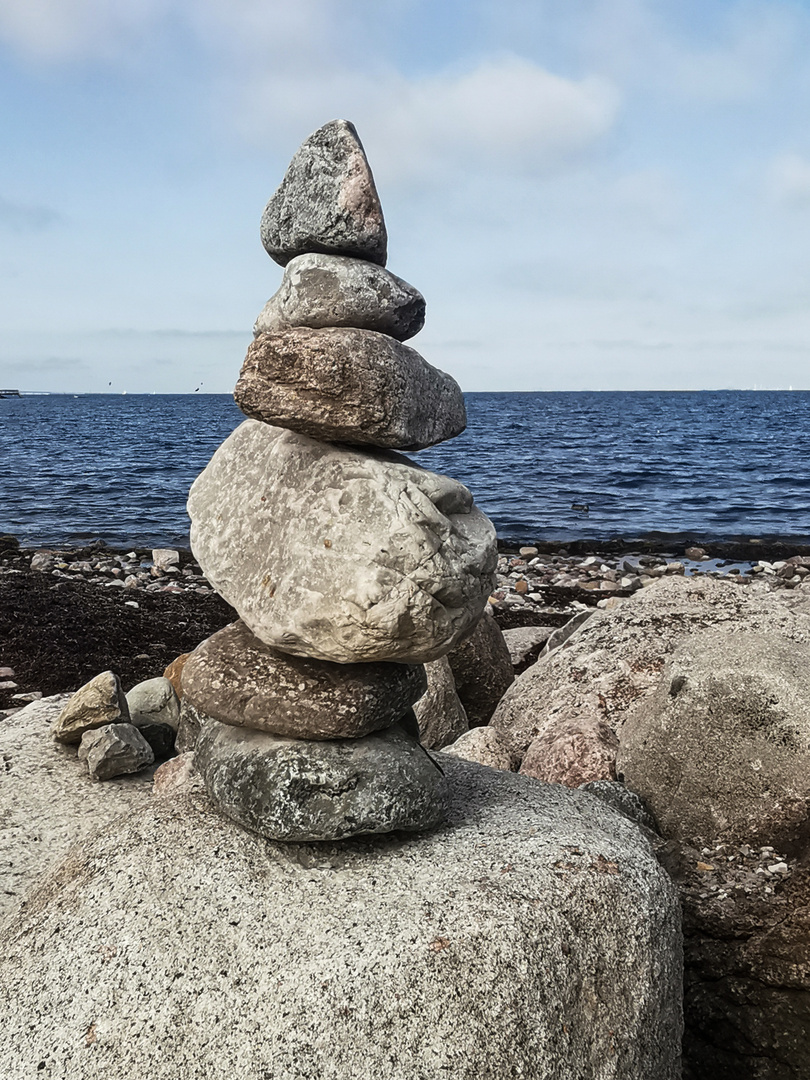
top-left (0, 758), bottom-right (683, 1079)
top-left (188, 420), bottom-right (497, 664)
top-left (413, 656), bottom-right (468, 750)
top-left (51, 669), bottom-right (128, 744)
top-left (446, 610), bottom-right (514, 726)
top-left (235, 327), bottom-right (465, 450)
top-left (195, 717), bottom-right (448, 841)
top-left (253, 252), bottom-right (424, 341)
top-left (183, 619), bottom-right (427, 740)
top-left (260, 119), bottom-right (387, 267)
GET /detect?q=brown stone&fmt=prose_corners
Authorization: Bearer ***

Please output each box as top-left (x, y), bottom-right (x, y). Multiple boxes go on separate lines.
top-left (446, 611), bottom-right (514, 727)
top-left (235, 328), bottom-right (465, 451)
top-left (163, 652), bottom-right (190, 699)
top-left (413, 657), bottom-right (468, 750)
top-left (182, 620), bottom-right (427, 740)
top-left (153, 752), bottom-right (199, 796)
top-left (519, 715), bottom-right (619, 787)
top-left (52, 670), bottom-right (129, 745)
top-left (442, 727), bottom-right (518, 771)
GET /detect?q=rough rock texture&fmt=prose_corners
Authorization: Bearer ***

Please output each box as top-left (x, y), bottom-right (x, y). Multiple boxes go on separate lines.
top-left (618, 629), bottom-right (810, 852)
top-left (413, 656), bottom-right (468, 750)
top-left (519, 715), bottom-right (619, 788)
top-left (162, 652), bottom-right (190, 698)
top-left (539, 609), bottom-right (594, 658)
top-left (182, 619), bottom-right (427, 740)
top-left (253, 253), bottom-right (424, 341)
top-left (51, 669), bottom-right (129, 744)
top-left (489, 576), bottom-right (810, 768)
top-left (235, 328), bottom-right (465, 451)
top-left (176, 698), bottom-right (204, 753)
top-left (0, 695), bottom-right (155, 920)
top-left (125, 676), bottom-right (180, 731)
top-left (446, 610), bottom-right (515, 727)
top-left (153, 752), bottom-right (198, 796)
top-left (502, 625), bottom-right (556, 672)
top-left (260, 119), bottom-right (387, 267)
top-left (195, 718), bottom-right (448, 841)
top-left (78, 723), bottom-right (155, 781)
top-left (442, 726), bottom-right (518, 771)
top-left (188, 420), bottom-right (497, 664)
top-left (579, 780), bottom-right (658, 834)
top-left (0, 758), bottom-right (683, 1079)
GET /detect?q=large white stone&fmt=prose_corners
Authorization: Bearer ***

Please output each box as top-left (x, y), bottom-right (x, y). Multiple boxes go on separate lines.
top-left (188, 421), bottom-right (497, 664)
top-left (0, 759), bottom-right (683, 1079)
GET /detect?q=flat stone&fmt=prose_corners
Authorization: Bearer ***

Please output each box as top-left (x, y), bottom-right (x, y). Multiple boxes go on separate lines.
top-left (188, 420), bottom-right (497, 664)
top-left (195, 717), bottom-right (448, 841)
top-left (125, 676), bottom-right (181, 731)
top-left (182, 619), bottom-right (426, 740)
top-left (0, 695), bottom-right (156, 920)
top-left (442, 726), bottom-right (518, 771)
top-left (0, 759), bottom-right (683, 1078)
top-left (235, 328), bottom-right (465, 450)
top-left (413, 656), bottom-right (468, 750)
top-left (253, 253), bottom-right (424, 341)
top-left (446, 610), bottom-right (514, 726)
top-left (260, 119), bottom-right (387, 267)
top-left (51, 670), bottom-right (129, 745)
top-left (78, 723), bottom-right (154, 781)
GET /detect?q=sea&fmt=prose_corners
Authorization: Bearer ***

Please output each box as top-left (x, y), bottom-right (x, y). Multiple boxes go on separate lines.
top-left (1, 390), bottom-right (809, 550)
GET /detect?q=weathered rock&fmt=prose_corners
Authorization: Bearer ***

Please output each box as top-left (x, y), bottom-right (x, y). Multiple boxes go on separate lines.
top-left (519, 715), bottom-right (619, 788)
top-left (78, 723), bottom-right (155, 781)
top-left (126, 676), bottom-right (180, 731)
top-left (618, 629), bottom-right (810, 851)
top-left (176, 698), bottom-right (205, 753)
top-left (253, 253), bottom-right (424, 341)
top-left (235, 328), bottom-right (465, 451)
top-left (490, 576), bottom-right (810, 767)
top-left (162, 651), bottom-right (190, 699)
top-left (502, 625), bottom-right (556, 671)
top-left (51, 670), bottom-right (129, 744)
top-left (0, 758), bottom-right (683, 1079)
top-left (442, 726), bottom-right (518, 771)
top-left (260, 119), bottom-right (387, 267)
top-left (0, 695), bottom-right (155, 919)
top-left (579, 780), bottom-right (658, 834)
top-left (446, 610), bottom-right (514, 726)
top-left (153, 752), bottom-right (199, 796)
top-left (195, 717), bottom-right (448, 841)
top-left (182, 620), bottom-right (426, 740)
top-left (188, 420), bottom-right (497, 664)
top-left (152, 548), bottom-right (180, 571)
top-left (413, 656), bottom-right (468, 750)
top-left (538, 609), bottom-right (594, 658)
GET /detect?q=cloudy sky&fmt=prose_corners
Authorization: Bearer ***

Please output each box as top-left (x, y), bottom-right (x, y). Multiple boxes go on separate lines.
top-left (3, 0), bottom-right (810, 393)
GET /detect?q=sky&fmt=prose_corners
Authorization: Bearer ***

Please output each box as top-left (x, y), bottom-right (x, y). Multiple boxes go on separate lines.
top-left (3, 0), bottom-right (810, 393)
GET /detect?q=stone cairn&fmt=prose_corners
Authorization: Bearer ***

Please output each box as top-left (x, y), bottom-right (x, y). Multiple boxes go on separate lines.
top-left (183, 119), bottom-right (498, 841)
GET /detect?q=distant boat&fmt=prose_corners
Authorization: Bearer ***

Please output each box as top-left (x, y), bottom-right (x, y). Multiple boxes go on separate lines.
top-left (0, 389), bottom-right (20, 398)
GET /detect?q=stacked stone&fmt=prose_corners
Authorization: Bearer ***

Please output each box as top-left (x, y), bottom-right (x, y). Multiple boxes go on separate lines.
top-left (184, 120), bottom-right (497, 841)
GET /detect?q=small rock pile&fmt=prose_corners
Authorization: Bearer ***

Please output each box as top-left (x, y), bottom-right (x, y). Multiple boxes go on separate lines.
top-left (184, 120), bottom-right (498, 842)
top-left (22, 544), bottom-right (213, 595)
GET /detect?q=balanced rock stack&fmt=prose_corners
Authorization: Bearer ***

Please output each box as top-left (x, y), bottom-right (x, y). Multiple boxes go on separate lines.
top-left (185, 120), bottom-right (498, 841)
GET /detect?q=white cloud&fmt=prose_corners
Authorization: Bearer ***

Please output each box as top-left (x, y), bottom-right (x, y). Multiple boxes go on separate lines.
top-left (0, 0), bottom-right (164, 61)
top-left (767, 154), bottom-right (810, 208)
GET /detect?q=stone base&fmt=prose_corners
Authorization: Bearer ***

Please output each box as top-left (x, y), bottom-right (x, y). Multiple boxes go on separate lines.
top-left (0, 759), bottom-right (683, 1079)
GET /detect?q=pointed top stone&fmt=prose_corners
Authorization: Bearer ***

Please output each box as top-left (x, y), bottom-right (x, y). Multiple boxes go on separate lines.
top-left (260, 120), bottom-right (388, 267)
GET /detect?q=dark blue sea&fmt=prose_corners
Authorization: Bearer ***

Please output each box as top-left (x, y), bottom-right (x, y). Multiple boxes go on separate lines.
top-left (1, 391), bottom-right (809, 549)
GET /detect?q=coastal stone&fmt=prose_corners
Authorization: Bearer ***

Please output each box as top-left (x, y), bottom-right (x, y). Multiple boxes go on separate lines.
top-left (162, 651), bottom-right (190, 699)
top-left (537, 609), bottom-right (594, 658)
top-left (413, 656), bottom-right (468, 750)
top-left (502, 625), bottom-right (556, 671)
top-left (152, 548), bottom-right (180, 571)
top-left (442, 726), bottom-right (518, 771)
top-left (260, 119), bottom-right (387, 267)
top-left (182, 619), bottom-right (426, 740)
top-left (235, 328), bottom-right (465, 450)
top-left (29, 550), bottom-right (55, 572)
top-left (253, 252), bottom-right (424, 341)
top-left (125, 676), bottom-right (180, 731)
top-left (195, 717), bottom-right (449, 841)
top-left (78, 723), bottom-right (155, 781)
top-left (490, 576), bottom-right (810, 768)
top-left (0, 667), bottom-right (15, 678)
top-left (0, 758), bottom-right (683, 1079)
top-left (188, 420), bottom-right (497, 664)
top-left (175, 698), bottom-right (205, 754)
top-left (579, 780), bottom-right (658, 834)
top-left (152, 751), bottom-right (199, 796)
top-left (519, 715), bottom-right (619, 787)
top-left (0, 695), bottom-right (156, 920)
top-left (446, 609), bottom-right (514, 726)
top-left (51, 670), bottom-right (129, 745)
top-left (618, 629), bottom-right (810, 850)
